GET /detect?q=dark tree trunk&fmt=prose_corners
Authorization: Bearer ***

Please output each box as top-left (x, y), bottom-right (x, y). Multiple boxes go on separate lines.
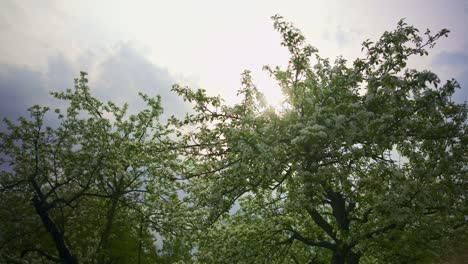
top-left (137, 217), bottom-right (144, 264)
top-left (97, 194), bottom-right (119, 264)
top-left (32, 196), bottom-right (78, 264)
top-left (330, 249), bottom-right (360, 264)
top-left (331, 251), bottom-right (345, 264)
top-left (346, 251), bottom-right (360, 264)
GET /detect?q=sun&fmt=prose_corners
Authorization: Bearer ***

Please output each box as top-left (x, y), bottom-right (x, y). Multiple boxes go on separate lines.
top-left (255, 70), bottom-right (286, 112)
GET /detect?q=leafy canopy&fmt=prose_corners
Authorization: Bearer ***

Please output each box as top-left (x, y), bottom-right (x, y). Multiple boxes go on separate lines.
top-left (0, 15), bottom-right (466, 264)
top-left (0, 73), bottom-right (188, 263)
top-left (172, 16), bottom-right (467, 263)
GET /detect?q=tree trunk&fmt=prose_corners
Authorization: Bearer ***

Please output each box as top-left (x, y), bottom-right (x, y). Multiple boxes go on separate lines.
top-left (346, 251), bottom-right (360, 264)
top-left (330, 249), bottom-right (360, 264)
top-left (137, 217), bottom-right (144, 264)
top-left (331, 251), bottom-right (345, 264)
top-left (32, 196), bottom-right (78, 264)
top-left (97, 194), bottom-right (119, 264)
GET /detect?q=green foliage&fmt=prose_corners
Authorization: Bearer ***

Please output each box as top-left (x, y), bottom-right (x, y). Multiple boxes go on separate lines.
top-left (0, 72), bottom-right (188, 263)
top-left (0, 16), bottom-right (466, 264)
top-left (172, 16), bottom-right (467, 263)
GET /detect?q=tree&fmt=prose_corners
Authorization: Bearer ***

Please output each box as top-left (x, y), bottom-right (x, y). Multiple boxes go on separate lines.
top-left (172, 16), bottom-right (467, 263)
top-left (1, 16), bottom-right (466, 264)
top-left (0, 72), bottom-right (186, 263)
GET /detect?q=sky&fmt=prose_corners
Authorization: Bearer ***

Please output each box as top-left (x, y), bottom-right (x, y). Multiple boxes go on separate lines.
top-left (1, 0), bottom-right (467, 122)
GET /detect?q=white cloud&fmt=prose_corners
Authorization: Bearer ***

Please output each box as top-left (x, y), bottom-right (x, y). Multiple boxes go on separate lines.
top-left (0, 0), bottom-right (467, 108)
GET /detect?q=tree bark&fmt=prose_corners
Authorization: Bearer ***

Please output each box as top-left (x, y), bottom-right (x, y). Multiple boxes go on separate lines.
top-left (137, 217), bottom-right (144, 264)
top-left (32, 196), bottom-right (78, 264)
top-left (97, 194), bottom-right (119, 264)
top-left (327, 191), bottom-right (350, 231)
top-left (331, 250), bottom-right (345, 264)
top-left (330, 248), bottom-right (360, 264)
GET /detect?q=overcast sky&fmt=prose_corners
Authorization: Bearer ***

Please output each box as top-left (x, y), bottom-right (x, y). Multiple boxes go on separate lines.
top-left (1, 0), bottom-right (467, 122)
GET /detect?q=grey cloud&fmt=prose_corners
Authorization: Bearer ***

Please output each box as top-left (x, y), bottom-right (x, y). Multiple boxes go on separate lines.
top-left (94, 43), bottom-right (190, 118)
top-left (0, 64), bottom-right (50, 121)
top-left (0, 43), bottom-right (190, 131)
top-left (453, 75), bottom-right (468, 104)
top-left (433, 51), bottom-right (468, 66)
top-left (46, 54), bottom-right (77, 92)
top-left (322, 26), bottom-right (353, 47)
top-left (0, 62), bottom-right (73, 131)
top-left (0, 15), bottom-right (10, 30)
top-left (432, 50), bottom-right (468, 104)
top-left (335, 26), bottom-right (351, 47)
top-left (0, 0), bottom-right (25, 20)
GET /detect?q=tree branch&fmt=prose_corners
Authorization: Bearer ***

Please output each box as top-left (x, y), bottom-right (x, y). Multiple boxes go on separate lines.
top-left (306, 207), bottom-right (337, 241)
top-left (289, 229), bottom-right (336, 250)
